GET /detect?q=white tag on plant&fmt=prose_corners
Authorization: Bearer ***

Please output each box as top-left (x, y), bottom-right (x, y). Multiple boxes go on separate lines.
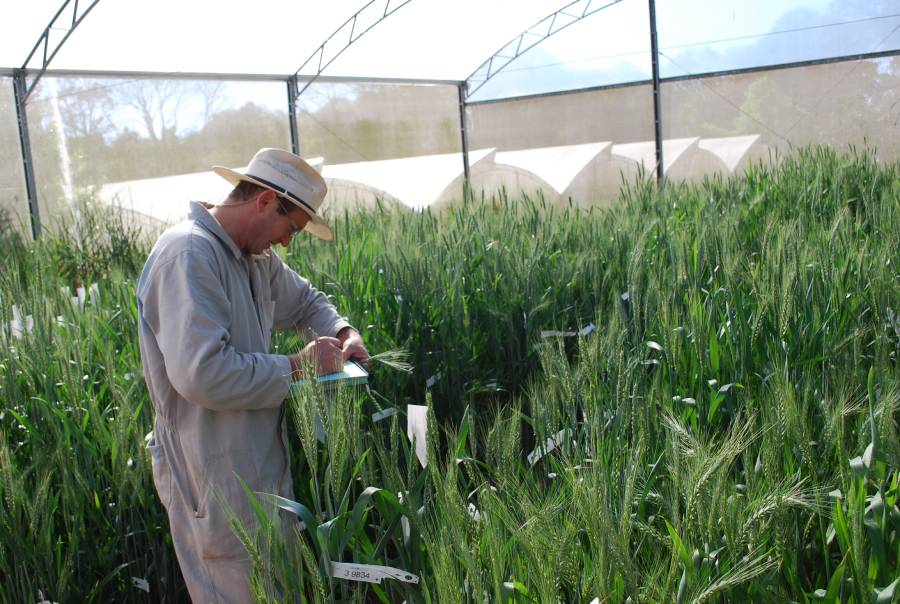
top-left (372, 407), bottom-right (398, 423)
top-left (9, 306), bottom-right (33, 340)
top-left (579, 323), bottom-right (596, 336)
top-left (330, 562), bottom-right (419, 585)
top-left (89, 283), bottom-right (100, 306)
top-left (407, 405), bottom-right (428, 467)
top-left (131, 577), bottom-right (150, 592)
top-left (425, 372), bottom-right (441, 389)
top-left (527, 429), bottom-right (570, 466)
top-left (540, 329), bottom-right (576, 338)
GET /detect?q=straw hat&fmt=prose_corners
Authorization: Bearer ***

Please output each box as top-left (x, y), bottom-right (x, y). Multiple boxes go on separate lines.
top-left (213, 148), bottom-right (332, 240)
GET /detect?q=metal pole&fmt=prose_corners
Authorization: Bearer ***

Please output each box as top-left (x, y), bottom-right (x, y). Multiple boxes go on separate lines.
top-left (287, 77), bottom-right (301, 155)
top-left (458, 83), bottom-right (470, 183)
top-left (648, 0), bottom-right (664, 186)
top-left (12, 70), bottom-right (41, 239)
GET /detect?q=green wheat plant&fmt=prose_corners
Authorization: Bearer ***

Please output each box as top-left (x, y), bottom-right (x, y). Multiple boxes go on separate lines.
top-left (0, 145), bottom-right (897, 602)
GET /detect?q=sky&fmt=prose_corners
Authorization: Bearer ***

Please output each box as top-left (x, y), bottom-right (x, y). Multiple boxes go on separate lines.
top-left (3, 0), bottom-right (898, 133)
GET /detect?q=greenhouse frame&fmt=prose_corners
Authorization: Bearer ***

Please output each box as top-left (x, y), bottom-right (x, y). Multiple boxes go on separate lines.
top-left (2, 0), bottom-right (898, 238)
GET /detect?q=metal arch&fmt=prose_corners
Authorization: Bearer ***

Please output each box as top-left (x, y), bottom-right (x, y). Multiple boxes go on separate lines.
top-left (14, 0), bottom-right (102, 238)
top-left (19, 0), bottom-right (103, 103)
top-left (463, 0), bottom-right (623, 100)
top-left (292, 0), bottom-right (415, 100)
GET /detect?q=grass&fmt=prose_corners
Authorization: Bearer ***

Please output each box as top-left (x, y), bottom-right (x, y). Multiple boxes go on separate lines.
top-left (0, 145), bottom-right (897, 602)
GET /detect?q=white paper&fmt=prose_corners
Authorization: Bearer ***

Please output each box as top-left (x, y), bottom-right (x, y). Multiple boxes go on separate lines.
top-left (131, 577), bottom-right (150, 592)
top-left (89, 283), bottom-right (100, 306)
top-left (406, 405), bottom-right (428, 467)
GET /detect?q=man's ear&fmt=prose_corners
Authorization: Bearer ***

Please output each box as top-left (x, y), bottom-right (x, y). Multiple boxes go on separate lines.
top-left (256, 188), bottom-right (278, 212)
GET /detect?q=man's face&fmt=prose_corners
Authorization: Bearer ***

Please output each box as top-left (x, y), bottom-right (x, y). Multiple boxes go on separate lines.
top-left (247, 194), bottom-right (311, 254)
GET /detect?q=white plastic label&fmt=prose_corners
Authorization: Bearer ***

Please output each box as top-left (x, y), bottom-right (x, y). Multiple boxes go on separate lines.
top-left (540, 329), bottom-right (576, 338)
top-left (425, 372), bottom-right (441, 389)
top-left (527, 429), bottom-right (569, 466)
top-left (330, 562), bottom-right (419, 585)
top-left (372, 407), bottom-right (399, 423)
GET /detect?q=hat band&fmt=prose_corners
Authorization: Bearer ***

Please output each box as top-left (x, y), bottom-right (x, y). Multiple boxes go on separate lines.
top-left (246, 173), bottom-right (317, 216)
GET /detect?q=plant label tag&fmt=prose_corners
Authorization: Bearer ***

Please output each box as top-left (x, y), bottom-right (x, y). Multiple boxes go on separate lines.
top-left (425, 372), bottom-right (441, 389)
top-left (527, 429), bottom-right (570, 466)
top-left (540, 329), bottom-right (576, 338)
top-left (372, 407), bottom-right (398, 422)
top-left (330, 562), bottom-right (419, 585)
top-left (131, 577), bottom-right (150, 592)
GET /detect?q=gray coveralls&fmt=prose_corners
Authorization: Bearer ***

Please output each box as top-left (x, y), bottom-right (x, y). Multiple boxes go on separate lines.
top-left (137, 202), bottom-right (350, 603)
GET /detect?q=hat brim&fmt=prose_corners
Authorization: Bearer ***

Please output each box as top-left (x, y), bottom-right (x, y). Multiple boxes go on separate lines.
top-left (212, 165), bottom-right (333, 241)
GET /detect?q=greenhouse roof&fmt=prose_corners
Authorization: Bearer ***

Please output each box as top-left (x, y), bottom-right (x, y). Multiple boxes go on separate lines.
top-left (3, 0), bottom-right (899, 101)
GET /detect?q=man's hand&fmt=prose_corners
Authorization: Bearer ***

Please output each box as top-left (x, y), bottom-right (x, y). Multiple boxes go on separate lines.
top-left (289, 336), bottom-right (345, 379)
top-left (336, 327), bottom-right (370, 366)
top-left (288, 329), bottom-right (370, 380)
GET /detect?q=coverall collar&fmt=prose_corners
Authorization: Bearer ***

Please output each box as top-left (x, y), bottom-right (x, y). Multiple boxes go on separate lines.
top-left (188, 201), bottom-right (265, 261)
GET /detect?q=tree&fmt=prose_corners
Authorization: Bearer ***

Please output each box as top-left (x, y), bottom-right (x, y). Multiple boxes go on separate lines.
top-left (114, 79), bottom-right (186, 144)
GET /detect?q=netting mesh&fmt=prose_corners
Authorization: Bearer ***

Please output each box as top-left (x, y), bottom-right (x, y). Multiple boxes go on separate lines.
top-left (661, 57), bottom-right (900, 159)
top-left (5, 53), bottom-right (899, 228)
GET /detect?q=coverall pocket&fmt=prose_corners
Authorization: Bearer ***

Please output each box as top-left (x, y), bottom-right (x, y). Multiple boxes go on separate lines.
top-left (147, 440), bottom-right (173, 509)
top-left (195, 449), bottom-right (262, 560)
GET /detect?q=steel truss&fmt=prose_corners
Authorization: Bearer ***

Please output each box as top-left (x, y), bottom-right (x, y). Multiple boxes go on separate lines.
top-left (292, 0), bottom-right (414, 100)
top-left (19, 0), bottom-right (102, 103)
top-left (463, 0), bottom-right (624, 101)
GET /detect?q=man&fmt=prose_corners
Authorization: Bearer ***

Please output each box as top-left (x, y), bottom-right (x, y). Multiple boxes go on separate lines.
top-left (138, 148), bottom-right (368, 603)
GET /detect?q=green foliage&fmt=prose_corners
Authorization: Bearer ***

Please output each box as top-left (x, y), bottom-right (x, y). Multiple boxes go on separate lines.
top-left (0, 146), bottom-right (897, 602)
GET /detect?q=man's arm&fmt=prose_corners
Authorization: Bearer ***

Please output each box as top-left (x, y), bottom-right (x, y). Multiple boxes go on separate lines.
top-left (140, 251), bottom-right (291, 410)
top-left (269, 254), bottom-right (351, 338)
